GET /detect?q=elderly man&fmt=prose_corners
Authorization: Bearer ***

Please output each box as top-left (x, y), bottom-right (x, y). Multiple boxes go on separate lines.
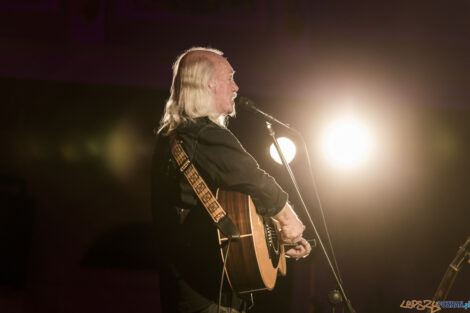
top-left (151, 47), bottom-right (311, 313)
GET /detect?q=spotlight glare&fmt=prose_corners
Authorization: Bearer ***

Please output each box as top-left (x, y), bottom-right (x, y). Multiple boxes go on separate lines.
top-left (270, 137), bottom-right (296, 164)
top-left (322, 116), bottom-right (372, 168)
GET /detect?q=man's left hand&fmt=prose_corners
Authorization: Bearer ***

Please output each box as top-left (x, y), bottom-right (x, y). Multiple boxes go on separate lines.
top-left (285, 238), bottom-right (312, 260)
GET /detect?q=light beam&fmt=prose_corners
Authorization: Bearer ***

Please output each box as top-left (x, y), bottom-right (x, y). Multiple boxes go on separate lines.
top-left (322, 116), bottom-right (372, 168)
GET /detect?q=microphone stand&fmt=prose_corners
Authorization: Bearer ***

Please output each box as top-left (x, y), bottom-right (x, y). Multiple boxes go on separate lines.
top-left (265, 121), bottom-right (356, 313)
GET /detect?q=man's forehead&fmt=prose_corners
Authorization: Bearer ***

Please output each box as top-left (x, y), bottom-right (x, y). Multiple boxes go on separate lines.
top-left (216, 56), bottom-right (234, 73)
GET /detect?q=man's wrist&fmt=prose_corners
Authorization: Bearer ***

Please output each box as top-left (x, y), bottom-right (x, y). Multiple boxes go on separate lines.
top-left (274, 202), bottom-right (299, 225)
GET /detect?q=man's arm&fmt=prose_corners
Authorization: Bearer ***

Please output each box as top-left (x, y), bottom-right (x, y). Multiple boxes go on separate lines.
top-left (195, 124), bottom-right (311, 258)
top-left (194, 125), bottom-right (288, 216)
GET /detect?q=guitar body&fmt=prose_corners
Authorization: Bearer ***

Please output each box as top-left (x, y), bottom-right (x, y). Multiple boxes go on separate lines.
top-left (216, 190), bottom-right (286, 294)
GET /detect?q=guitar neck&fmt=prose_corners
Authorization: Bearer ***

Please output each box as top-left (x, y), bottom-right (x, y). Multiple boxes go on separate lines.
top-left (432, 237), bottom-right (470, 302)
top-left (432, 266), bottom-right (460, 301)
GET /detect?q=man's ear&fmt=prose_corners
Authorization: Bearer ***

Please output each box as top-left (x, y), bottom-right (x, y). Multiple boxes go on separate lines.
top-left (208, 79), bottom-right (217, 92)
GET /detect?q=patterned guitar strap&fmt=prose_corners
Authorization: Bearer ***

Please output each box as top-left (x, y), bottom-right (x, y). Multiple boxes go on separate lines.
top-left (169, 133), bottom-right (240, 239)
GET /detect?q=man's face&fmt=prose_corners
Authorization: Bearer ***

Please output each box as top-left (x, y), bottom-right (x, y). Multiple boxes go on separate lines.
top-left (211, 57), bottom-right (239, 115)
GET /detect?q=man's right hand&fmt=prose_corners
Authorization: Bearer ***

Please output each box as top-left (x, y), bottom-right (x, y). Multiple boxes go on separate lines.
top-left (273, 202), bottom-right (305, 245)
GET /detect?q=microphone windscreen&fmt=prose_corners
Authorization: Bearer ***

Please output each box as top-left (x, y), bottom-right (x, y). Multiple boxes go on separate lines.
top-left (236, 96), bottom-right (256, 111)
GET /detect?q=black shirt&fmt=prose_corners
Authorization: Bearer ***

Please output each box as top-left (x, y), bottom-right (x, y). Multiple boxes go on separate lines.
top-left (151, 117), bottom-right (288, 312)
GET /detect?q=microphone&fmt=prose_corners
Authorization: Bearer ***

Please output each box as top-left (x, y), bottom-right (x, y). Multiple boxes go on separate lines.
top-left (236, 96), bottom-right (292, 129)
top-left (236, 96), bottom-right (256, 111)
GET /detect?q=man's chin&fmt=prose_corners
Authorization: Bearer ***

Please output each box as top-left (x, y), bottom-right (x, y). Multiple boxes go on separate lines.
top-left (227, 104), bottom-right (236, 117)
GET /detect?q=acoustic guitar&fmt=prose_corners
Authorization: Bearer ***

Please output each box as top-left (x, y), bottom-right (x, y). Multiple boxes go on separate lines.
top-left (216, 190), bottom-right (287, 294)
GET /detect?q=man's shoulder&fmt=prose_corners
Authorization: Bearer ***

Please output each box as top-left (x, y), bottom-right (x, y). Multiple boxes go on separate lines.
top-left (179, 117), bottom-right (232, 138)
top-left (198, 120), bottom-right (239, 144)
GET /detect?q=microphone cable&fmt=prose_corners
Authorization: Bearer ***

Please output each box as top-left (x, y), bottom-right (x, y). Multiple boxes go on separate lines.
top-left (295, 129), bottom-right (344, 285)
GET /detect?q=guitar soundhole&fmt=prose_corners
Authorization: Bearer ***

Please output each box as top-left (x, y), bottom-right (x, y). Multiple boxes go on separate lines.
top-left (263, 218), bottom-right (281, 268)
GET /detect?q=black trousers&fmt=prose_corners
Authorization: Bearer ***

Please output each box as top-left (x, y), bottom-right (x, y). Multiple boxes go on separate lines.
top-left (197, 304), bottom-right (244, 313)
top-left (159, 268), bottom-right (246, 313)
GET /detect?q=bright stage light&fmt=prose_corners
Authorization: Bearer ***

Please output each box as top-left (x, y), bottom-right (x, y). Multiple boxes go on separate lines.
top-left (322, 116), bottom-right (372, 168)
top-left (270, 137), bottom-right (296, 164)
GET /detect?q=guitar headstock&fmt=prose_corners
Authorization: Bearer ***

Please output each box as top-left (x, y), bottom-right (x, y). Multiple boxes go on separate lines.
top-left (451, 237), bottom-right (470, 270)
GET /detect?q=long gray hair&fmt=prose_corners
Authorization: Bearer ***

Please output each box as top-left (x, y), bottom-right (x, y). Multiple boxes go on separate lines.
top-left (157, 47), bottom-right (227, 134)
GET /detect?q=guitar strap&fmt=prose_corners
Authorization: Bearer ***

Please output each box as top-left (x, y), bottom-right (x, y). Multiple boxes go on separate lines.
top-left (169, 133), bottom-right (240, 239)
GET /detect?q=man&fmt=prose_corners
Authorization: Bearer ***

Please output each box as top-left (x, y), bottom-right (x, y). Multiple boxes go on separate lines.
top-left (151, 47), bottom-right (311, 313)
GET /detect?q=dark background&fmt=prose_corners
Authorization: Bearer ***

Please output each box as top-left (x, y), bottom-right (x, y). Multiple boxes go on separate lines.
top-left (0, 1), bottom-right (469, 312)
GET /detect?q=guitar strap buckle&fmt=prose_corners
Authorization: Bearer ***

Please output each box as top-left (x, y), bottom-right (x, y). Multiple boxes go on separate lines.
top-left (179, 159), bottom-right (190, 172)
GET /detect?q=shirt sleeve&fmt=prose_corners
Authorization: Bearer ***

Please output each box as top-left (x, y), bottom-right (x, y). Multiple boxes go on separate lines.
top-left (193, 124), bottom-right (288, 217)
